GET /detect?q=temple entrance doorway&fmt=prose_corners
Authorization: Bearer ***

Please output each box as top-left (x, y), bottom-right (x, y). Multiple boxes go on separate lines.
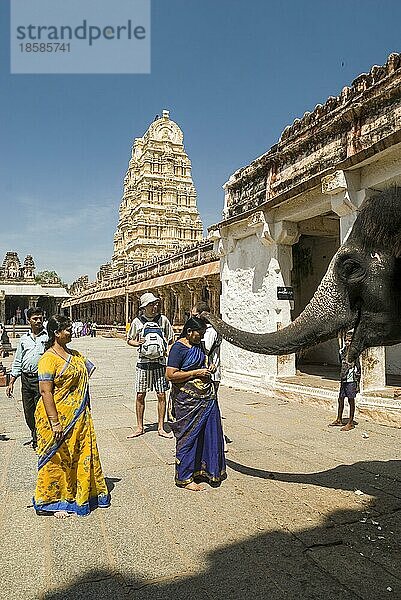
top-left (5, 296), bottom-right (28, 324)
top-left (291, 225), bottom-right (340, 378)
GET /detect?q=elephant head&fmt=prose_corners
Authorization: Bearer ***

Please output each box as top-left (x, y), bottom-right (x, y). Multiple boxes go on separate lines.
top-left (205, 187), bottom-right (401, 362)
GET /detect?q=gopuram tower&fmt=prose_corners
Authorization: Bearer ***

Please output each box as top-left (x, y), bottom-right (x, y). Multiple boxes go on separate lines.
top-left (112, 110), bottom-right (204, 271)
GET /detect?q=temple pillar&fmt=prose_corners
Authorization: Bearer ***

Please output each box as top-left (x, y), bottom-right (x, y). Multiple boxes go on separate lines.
top-left (0, 291), bottom-right (5, 324)
top-left (275, 243), bottom-right (296, 377)
top-left (204, 276), bottom-right (220, 315)
top-left (186, 283), bottom-right (198, 311)
top-left (116, 297), bottom-right (123, 324)
top-left (125, 292), bottom-right (130, 325)
top-left (180, 284), bottom-right (192, 321)
top-left (28, 295), bottom-right (39, 308)
top-left (162, 289), bottom-right (171, 321)
top-left (170, 285), bottom-right (184, 326)
top-left (361, 347), bottom-right (386, 392)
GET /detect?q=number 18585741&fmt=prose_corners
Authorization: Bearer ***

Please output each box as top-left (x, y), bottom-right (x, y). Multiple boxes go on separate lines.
top-left (19, 43), bottom-right (71, 52)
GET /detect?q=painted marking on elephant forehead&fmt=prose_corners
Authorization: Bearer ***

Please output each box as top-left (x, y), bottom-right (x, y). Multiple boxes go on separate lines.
top-left (370, 252), bottom-right (382, 262)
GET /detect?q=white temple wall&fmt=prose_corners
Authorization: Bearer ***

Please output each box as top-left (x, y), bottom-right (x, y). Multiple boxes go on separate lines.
top-left (220, 231), bottom-right (294, 393)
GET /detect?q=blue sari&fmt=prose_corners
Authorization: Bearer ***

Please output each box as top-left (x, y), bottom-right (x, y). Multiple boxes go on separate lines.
top-left (168, 342), bottom-right (226, 487)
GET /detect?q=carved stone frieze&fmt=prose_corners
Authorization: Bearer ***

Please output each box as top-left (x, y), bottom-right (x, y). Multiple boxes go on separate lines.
top-left (214, 53), bottom-right (401, 224)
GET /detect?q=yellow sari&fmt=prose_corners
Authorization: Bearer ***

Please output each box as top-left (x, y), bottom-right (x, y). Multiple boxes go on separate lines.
top-left (33, 350), bottom-right (110, 516)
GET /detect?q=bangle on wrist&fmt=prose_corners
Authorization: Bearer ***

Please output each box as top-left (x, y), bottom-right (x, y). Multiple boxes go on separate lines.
top-left (51, 421), bottom-right (60, 427)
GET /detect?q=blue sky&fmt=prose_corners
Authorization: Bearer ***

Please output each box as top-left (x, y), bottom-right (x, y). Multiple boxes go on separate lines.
top-left (1, 0), bottom-right (400, 282)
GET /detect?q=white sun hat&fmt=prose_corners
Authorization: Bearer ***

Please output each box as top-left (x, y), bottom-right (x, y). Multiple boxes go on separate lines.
top-left (139, 292), bottom-right (160, 308)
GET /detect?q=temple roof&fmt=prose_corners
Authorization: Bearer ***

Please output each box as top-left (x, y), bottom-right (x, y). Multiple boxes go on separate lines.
top-left (0, 284), bottom-right (69, 298)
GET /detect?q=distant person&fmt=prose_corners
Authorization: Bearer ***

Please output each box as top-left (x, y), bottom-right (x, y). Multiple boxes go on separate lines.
top-left (6, 307), bottom-right (48, 449)
top-left (75, 320), bottom-right (83, 337)
top-left (0, 326), bottom-right (11, 358)
top-left (166, 317), bottom-right (226, 491)
top-left (127, 292), bottom-right (174, 438)
top-left (90, 322), bottom-right (97, 338)
top-left (33, 314), bottom-right (110, 518)
top-left (329, 330), bottom-right (361, 431)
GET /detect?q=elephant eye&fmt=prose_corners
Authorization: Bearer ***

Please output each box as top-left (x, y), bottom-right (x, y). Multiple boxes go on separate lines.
top-left (337, 255), bottom-right (367, 283)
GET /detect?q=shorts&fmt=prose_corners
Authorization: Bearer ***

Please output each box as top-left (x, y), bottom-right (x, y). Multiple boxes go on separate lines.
top-left (135, 363), bottom-right (170, 394)
top-left (339, 381), bottom-right (358, 400)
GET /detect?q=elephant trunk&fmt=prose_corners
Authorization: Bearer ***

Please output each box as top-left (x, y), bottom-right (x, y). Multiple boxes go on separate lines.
top-left (205, 263), bottom-right (358, 355)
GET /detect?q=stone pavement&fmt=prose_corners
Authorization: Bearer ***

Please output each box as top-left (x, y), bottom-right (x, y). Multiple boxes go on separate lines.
top-left (0, 336), bottom-right (400, 600)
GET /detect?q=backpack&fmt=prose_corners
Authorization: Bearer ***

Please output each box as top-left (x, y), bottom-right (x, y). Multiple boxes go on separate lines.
top-left (138, 315), bottom-right (167, 360)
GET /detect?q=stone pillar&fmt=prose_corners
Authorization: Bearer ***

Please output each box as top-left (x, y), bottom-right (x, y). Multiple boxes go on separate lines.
top-left (275, 244), bottom-right (296, 377)
top-left (28, 295), bottom-right (39, 308)
top-left (125, 292), bottom-right (130, 325)
top-left (186, 283), bottom-right (199, 311)
top-left (205, 277), bottom-right (220, 315)
top-left (170, 286), bottom-right (183, 326)
top-left (180, 284), bottom-right (192, 321)
top-left (115, 297), bottom-right (123, 324)
top-left (111, 300), bottom-right (117, 324)
top-left (361, 347), bottom-right (386, 392)
top-left (0, 291), bottom-right (5, 324)
top-left (252, 216), bottom-right (299, 378)
top-left (162, 290), bottom-right (171, 321)
top-left (153, 288), bottom-right (163, 315)
top-left (134, 294), bottom-right (142, 318)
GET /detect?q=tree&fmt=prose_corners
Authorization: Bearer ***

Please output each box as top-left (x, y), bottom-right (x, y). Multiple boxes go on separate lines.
top-left (35, 270), bottom-right (61, 284)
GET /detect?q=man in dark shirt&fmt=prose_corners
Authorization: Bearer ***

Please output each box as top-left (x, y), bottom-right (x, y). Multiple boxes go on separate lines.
top-left (329, 331), bottom-right (361, 431)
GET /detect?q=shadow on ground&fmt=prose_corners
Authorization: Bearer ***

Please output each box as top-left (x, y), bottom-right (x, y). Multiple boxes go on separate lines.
top-left (226, 459), bottom-right (401, 504)
top-left (105, 477), bottom-right (121, 493)
top-left (42, 460), bottom-right (401, 600)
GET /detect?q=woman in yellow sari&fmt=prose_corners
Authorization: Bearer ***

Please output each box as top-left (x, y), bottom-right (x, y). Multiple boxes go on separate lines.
top-left (33, 314), bottom-right (110, 517)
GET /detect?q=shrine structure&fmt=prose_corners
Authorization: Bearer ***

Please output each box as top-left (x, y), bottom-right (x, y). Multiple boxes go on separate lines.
top-left (0, 252), bottom-right (69, 323)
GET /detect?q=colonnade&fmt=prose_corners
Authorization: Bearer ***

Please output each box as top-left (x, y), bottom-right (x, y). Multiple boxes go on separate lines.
top-left (69, 275), bottom-right (220, 328)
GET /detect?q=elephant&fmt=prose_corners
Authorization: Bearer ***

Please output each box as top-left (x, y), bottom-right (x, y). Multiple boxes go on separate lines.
top-left (205, 187), bottom-right (401, 363)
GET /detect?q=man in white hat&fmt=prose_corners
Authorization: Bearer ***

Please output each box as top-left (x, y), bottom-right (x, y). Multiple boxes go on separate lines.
top-left (127, 292), bottom-right (174, 438)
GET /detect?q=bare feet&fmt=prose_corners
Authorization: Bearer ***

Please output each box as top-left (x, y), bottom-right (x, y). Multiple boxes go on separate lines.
top-left (54, 510), bottom-right (71, 520)
top-left (341, 422), bottom-right (355, 431)
top-left (329, 419), bottom-right (342, 427)
top-left (127, 428), bottom-right (144, 438)
top-left (184, 482), bottom-right (204, 492)
top-left (158, 429), bottom-right (173, 439)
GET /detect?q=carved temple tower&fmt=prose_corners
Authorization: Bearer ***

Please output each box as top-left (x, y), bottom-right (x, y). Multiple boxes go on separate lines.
top-left (112, 110), bottom-right (204, 271)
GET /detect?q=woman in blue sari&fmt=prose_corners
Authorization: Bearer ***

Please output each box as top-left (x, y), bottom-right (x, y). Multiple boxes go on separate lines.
top-left (166, 317), bottom-right (226, 491)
